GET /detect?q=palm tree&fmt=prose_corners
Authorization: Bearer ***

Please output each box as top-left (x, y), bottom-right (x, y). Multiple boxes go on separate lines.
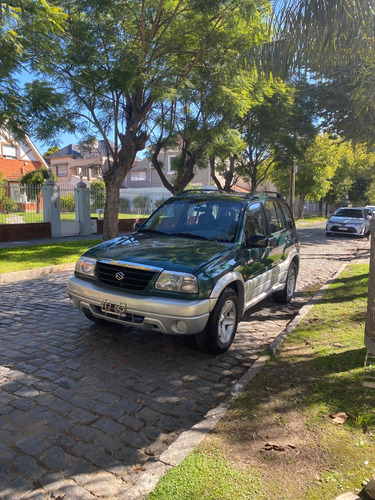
top-left (269, 0), bottom-right (375, 76)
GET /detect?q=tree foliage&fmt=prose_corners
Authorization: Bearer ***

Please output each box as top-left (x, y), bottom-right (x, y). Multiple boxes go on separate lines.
top-left (0, 0), bottom-right (71, 141)
top-left (30, 0), bottom-right (272, 239)
top-left (19, 166), bottom-right (50, 185)
top-left (236, 76), bottom-right (317, 192)
top-left (265, 1), bottom-right (375, 145)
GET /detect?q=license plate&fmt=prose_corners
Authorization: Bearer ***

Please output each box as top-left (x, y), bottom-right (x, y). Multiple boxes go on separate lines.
top-left (338, 227), bottom-right (349, 231)
top-left (101, 300), bottom-right (127, 316)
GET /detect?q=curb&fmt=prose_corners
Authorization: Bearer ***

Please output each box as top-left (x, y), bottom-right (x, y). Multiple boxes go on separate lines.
top-left (0, 262), bottom-right (75, 284)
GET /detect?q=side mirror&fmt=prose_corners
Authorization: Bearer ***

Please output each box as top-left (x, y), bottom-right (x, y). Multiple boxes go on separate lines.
top-left (133, 221), bottom-right (142, 231)
top-left (246, 234), bottom-right (268, 248)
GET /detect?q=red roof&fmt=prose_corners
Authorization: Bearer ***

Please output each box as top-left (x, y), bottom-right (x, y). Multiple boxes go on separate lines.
top-left (0, 159), bottom-right (41, 181)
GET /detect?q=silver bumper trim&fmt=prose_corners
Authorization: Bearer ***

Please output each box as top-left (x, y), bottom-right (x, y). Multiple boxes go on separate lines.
top-left (67, 276), bottom-right (210, 335)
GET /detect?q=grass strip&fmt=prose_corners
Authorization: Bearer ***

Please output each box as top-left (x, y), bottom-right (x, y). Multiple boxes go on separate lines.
top-left (0, 239), bottom-right (101, 274)
top-left (148, 262), bottom-right (375, 500)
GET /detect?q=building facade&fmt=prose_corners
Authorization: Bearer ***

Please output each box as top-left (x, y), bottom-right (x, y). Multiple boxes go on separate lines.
top-left (0, 130), bottom-right (46, 182)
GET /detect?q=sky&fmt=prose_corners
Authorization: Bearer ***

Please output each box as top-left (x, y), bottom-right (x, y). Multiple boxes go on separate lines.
top-left (17, 69), bottom-right (83, 155)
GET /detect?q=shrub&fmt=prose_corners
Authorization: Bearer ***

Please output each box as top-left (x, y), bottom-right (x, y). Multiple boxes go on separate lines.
top-left (1, 197), bottom-right (18, 213)
top-left (60, 194), bottom-right (76, 212)
top-left (91, 181), bottom-right (106, 210)
top-left (133, 195), bottom-right (149, 214)
top-left (119, 197), bottom-right (130, 213)
top-left (154, 197), bottom-right (167, 208)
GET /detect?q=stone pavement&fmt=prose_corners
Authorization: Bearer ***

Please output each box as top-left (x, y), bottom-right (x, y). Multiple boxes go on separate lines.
top-left (0, 224), bottom-right (370, 499)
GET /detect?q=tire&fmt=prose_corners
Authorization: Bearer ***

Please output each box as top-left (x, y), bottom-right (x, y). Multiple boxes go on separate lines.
top-left (196, 288), bottom-right (239, 354)
top-left (273, 261), bottom-right (298, 304)
top-left (326, 232), bottom-right (331, 236)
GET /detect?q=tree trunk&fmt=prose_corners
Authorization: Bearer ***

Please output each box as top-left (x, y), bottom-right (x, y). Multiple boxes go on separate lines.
top-left (298, 193), bottom-right (305, 219)
top-left (103, 177), bottom-right (122, 241)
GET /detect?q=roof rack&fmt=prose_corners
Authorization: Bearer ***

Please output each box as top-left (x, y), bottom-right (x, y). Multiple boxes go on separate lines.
top-left (176, 188), bottom-right (223, 196)
top-left (245, 191), bottom-right (284, 200)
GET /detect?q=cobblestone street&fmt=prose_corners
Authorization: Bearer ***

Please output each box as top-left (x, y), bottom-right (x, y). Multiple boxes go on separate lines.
top-left (0, 224), bottom-right (370, 499)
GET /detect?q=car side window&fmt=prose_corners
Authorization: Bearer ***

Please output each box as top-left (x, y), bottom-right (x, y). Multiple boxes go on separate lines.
top-left (265, 200), bottom-right (286, 233)
top-left (278, 200), bottom-right (295, 229)
top-left (245, 202), bottom-right (267, 238)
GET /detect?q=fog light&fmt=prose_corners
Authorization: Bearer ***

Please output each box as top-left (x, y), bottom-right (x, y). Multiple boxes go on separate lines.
top-left (173, 320), bottom-right (188, 334)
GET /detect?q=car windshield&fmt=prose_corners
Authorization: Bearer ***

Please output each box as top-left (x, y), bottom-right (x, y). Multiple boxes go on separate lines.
top-left (141, 198), bottom-right (243, 243)
top-left (334, 209), bottom-right (363, 218)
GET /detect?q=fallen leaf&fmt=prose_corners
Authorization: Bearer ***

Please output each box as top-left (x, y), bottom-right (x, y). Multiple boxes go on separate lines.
top-left (134, 467), bottom-right (146, 472)
top-left (110, 364), bottom-right (117, 369)
top-left (329, 412), bottom-right (348, 424)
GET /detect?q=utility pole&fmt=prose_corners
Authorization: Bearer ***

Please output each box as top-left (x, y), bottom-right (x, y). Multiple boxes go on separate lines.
top-left (289, 163), bottom-right (297, 214)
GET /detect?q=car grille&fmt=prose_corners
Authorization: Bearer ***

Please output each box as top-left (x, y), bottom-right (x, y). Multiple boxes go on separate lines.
top-left (331, 225), bottom-right (357, 234)
top-left (96, 261), bottom-right (158, 290)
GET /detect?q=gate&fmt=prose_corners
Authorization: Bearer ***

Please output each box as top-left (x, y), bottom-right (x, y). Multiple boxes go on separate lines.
top-left (59, 183), bottom-right (80, 236)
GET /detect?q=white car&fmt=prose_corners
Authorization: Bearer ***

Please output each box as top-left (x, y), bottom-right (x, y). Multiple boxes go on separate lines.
top-left (326, 207), bottom-right (371, 237)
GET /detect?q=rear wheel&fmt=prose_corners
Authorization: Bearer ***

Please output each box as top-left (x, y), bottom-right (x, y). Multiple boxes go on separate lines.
top-left (273, 261), bottom-right (297, 304)
top-left (196, 288), bottom-right (239, 354)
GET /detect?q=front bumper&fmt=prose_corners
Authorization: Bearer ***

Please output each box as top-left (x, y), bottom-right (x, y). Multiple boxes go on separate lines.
top-left (67, 276), bottom-right (211, 335)
top-left (326, 224), bottom-right (366, 235)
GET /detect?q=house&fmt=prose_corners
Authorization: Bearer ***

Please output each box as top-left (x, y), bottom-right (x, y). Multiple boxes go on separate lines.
top-left (0, 130), bottom-right (47, 182)
top-left (122, 149), bottom-right (212, 189)
top-left (48, 140), bottom-right (111, 187)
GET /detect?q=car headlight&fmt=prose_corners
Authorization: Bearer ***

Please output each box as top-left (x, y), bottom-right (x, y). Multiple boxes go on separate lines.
top-left (75, 257), bottom-right (96, 277)
top-left (155, 271), bottom-right (198, 293)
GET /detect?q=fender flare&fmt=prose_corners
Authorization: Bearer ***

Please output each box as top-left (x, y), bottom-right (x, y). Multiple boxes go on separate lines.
top-left (209, 271), bottom-right (245, 316)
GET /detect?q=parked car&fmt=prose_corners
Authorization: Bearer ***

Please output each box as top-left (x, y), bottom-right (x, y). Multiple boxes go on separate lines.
top-left (326, 207), bottom-right (371, 237)
top-left (365, 205), bottom-right (375, 215)
top-left (67, 190), bottom-right (300, 354)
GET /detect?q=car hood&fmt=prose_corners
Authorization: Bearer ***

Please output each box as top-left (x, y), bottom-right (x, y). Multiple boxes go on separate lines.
top-left (83, 232), bottom-right (233, 274)
top-left (328, 216), bottom-right (365, 224)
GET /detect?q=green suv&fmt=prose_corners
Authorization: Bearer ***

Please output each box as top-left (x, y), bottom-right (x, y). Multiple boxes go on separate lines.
top-left (67, 190), bottom-right (300, 354)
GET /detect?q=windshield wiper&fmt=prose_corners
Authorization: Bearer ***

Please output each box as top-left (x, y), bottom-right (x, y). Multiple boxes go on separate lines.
top-left (141, 228), bottom-right (166, 235)
top-left (169, 232), bottom-right (217, 242)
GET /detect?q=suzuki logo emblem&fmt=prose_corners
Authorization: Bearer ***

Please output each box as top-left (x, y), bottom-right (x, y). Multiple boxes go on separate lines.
top-left (115, 271), bottom-right (125, 281)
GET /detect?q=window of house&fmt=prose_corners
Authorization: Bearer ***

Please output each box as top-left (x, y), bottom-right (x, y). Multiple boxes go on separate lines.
top-left (167, 155), bottom-right (178, 174)
top-left (130, 170), bottom-right (147, 181)
top-left (56, 164), bottom-right (68, 177)
top-left (2, 144), bottom-right (18, 159)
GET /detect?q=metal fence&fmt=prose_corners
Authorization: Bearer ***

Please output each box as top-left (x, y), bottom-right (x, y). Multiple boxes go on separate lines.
top-left (0, 182), bottom-right (44, 224)
top-left (0, 182), bottom-right (169, 225)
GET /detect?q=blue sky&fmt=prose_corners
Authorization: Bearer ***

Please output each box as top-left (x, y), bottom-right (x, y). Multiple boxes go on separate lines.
top-left (17, 69), bottom-right (83, 155)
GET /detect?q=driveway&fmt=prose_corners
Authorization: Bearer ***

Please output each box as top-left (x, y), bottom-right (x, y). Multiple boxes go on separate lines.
top-left (0, 224), bottom-right (370, 499)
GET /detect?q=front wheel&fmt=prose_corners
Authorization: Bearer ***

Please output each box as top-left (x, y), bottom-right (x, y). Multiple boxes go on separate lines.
top-left (196, 288), bottom-right (239, 354)
top-left (273, 261), bottom-right (297, 304)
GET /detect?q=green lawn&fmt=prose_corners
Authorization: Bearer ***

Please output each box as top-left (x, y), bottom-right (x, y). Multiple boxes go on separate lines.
top-left (0, 239), bottom-right (101, 273)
